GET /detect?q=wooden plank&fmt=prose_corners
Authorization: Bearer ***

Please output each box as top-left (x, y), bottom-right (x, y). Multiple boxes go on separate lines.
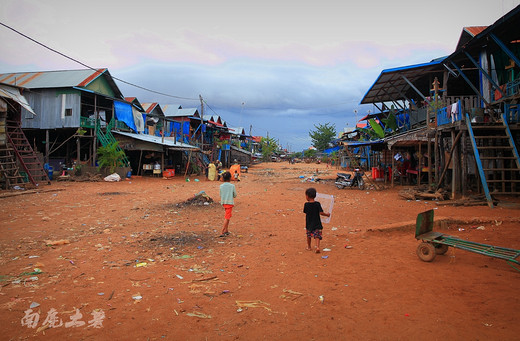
top-left (435, 130), bottom-right (462, 191)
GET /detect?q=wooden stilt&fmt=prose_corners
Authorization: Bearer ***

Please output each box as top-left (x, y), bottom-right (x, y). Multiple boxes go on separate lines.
top-left (391, 147), bottom-right (395, 188)
top-left (427, 135), bottom-right (432, 187)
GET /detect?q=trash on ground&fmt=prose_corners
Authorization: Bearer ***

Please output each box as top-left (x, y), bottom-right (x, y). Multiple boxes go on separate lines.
top-left (104, 173), bottom-right (121, 182)
top-left (186, 312), bottom-right (211, 319)
top-left (45, 239), bottom-right (70, 246)
top-left (236, 300), bottom-right (272, 312)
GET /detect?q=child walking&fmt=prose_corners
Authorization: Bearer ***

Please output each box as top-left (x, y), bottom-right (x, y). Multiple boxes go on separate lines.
top-left (303, 187), bottom-right (330, 253)
top-left (219, 171), bottom-right (237, 237)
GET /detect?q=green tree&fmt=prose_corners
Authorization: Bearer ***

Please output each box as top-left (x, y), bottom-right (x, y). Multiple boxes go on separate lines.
top-left (303, 149), bottom-right (317, 158)
top-left (309, 123), bottom-right (336, 151)
top-left (260, 136), bottom-right (279, 162)
top-left (97, 141), bottom-right (126, 174)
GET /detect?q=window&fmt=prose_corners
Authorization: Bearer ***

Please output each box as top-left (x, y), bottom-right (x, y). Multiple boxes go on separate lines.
top-left (65, 108), bottom-right (72, 117)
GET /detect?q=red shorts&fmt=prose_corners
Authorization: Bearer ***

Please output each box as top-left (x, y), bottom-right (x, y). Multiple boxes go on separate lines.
top-left (223, 204), bottom-right (234, 220)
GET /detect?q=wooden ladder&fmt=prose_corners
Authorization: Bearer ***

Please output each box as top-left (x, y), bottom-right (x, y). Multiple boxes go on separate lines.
top-left (0, 146), bottom-right (26, 189)
top-left (466, 114), bottom-right (520, 207)
top-left (6, 120), bottom-right (49, 186)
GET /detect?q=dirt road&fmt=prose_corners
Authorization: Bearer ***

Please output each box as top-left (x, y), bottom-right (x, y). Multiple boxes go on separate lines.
top-left (1, 162), bottom-right (519, 340)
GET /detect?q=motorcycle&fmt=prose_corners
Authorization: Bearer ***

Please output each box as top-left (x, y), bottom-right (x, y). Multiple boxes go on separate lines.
top-left (335, 169), bottom-right (365, 190)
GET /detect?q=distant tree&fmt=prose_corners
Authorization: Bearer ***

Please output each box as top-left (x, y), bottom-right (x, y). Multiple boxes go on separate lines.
top-left (304, 149), bottom-right (317, 158)
top-left (309, 123), bottom-right (336, 151)
top-left (260, 136), bottom-right (279, 161)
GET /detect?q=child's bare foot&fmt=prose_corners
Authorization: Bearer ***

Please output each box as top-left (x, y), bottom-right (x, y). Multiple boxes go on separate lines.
top-left (306, 247), bottom-right (312, 251)
top-left (315, 248), bottom-right (320, 253)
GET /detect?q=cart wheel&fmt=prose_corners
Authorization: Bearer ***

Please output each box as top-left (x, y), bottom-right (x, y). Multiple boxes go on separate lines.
top-left (416, 242), bottom-right (437, 262)
top-left (434, 244), bottom-right (449, 255)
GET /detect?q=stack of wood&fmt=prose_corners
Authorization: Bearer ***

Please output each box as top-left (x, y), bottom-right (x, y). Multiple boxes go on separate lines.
top-left (435, 194), bottom-right (492, 207)
top-left (398, 186), bottom-right (449, 201)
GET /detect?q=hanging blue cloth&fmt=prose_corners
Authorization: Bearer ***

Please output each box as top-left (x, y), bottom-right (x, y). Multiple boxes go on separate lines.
top-left (114, 101), bottom-right (137, 132)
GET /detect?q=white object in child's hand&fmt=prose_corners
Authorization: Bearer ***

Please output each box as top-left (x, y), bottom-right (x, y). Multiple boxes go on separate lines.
top-left (316, 193), bottom-right (334, 224)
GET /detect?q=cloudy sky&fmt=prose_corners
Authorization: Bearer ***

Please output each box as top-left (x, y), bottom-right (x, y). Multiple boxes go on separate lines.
top-left (0, 0), bottom-right (518, 151)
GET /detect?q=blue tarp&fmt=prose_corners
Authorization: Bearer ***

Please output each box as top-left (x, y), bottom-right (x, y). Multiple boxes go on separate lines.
top-left (114, 101), bottom-right (137, 132)
top-left (183, 121), bottom-right (190, 134)
top-left (173, 122), bottom-right (181, 136)
top-left (323, 145), bottom-right (342, 155)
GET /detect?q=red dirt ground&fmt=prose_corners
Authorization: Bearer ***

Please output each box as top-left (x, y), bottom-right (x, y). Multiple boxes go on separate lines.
top-left (1, 162), bottom-right (519, 340)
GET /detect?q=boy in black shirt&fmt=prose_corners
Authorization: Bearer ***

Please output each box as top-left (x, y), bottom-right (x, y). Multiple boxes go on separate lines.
top-left (303, 188), bottom-right (331, 253)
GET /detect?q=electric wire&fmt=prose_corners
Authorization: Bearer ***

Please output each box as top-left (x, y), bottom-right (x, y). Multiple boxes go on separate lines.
top-left (0, 21), bottom-right (199, 101)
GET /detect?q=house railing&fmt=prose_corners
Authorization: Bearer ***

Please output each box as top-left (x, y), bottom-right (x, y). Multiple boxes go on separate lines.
top-left (506, 78), bottom-right (520, 97)
top-left (80, 116), bottom-right (96, 128)
top-left (437, 100), bottom-right (462, 126)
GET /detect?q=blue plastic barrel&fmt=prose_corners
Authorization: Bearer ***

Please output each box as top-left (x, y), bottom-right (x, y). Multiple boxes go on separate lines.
top-left (48, 166), bottom-right (53, 180)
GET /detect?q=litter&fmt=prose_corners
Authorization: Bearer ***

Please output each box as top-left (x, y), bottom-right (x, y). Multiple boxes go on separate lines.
top-left (236, 300), bottom-right (272, 311)
top-left (323, 248), bottom-right (331, 252)
top-left (321, 255), bottom-right (329, 259)
top-left (135, 262), bottom-right (147, 268)
top-left (318, 295), bottom-right (324, 304)
top-left (132, 294), bottom-right (142, 300)
top-left (104, 173), bottom-right (121, 182)
top-left (176, 274), bottom-right (184, 280)
top-left (30, 302), bottom-right (40, 308)
top-left (45, 239), bottom-right (70, 246)
top-left (186, 312), bottom-right (211, 319)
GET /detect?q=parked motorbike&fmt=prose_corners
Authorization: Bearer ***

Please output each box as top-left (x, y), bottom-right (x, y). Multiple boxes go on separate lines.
top-left (335, 169), bottom-right (364, 190)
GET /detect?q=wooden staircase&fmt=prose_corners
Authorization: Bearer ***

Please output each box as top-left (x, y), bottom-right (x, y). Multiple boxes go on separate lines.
top-left (6, 120), bottom-right (49, 186)
top-left (466, 113), bottom-right (520, 207)
top-left (0, 146), bottom-right (25, 189)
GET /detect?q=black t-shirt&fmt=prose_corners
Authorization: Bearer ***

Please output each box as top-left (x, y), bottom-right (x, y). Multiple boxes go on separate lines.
top-left (303, 201), bottom-right (324, 231)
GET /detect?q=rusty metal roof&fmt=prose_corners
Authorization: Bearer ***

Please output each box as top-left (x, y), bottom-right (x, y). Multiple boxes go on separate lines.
top-left (0, 68), bottom-right (124, 99)
top-left (464, 26), bottom-right (488, 37)
top-left (0, 68), bottom-right (106, 88)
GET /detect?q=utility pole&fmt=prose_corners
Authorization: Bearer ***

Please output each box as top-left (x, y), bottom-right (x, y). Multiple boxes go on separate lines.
top-left (199, 94), bottom-right (204, 150)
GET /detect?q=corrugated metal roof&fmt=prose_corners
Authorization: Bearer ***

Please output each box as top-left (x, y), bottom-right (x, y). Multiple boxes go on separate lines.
top-left (141, 102), bottom-right (156, 113)
top-left (162, 104), bottom-right (183, 117)
top-left (464, 26), bottom-right (488, 37)
top-left (113, 131), bottom-right (199, 150)
top-left (360, 57), bottom-right (446, 104)
top-left (0, 84), bottom-right (37, 115)
top-left (164, 108), bottom-right (199, 118)
top-left (0, 68), bottom-right (107, 89)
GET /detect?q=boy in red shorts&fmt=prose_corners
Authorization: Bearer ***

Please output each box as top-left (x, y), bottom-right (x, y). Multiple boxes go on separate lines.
top-left (219, 171), bottom-right (237, 237)
top-left (303, 187), bottom-right (330, 253)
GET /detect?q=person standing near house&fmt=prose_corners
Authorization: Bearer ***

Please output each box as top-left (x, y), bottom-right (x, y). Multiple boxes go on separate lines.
top-left (216, 159), bottom-right (223, 180)
top-left (208, 160), bottom-right (216, 181)
top-left (219, 171), bottom-right (237, 237)
top-left (229, 159), bottom-right (241, 181)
